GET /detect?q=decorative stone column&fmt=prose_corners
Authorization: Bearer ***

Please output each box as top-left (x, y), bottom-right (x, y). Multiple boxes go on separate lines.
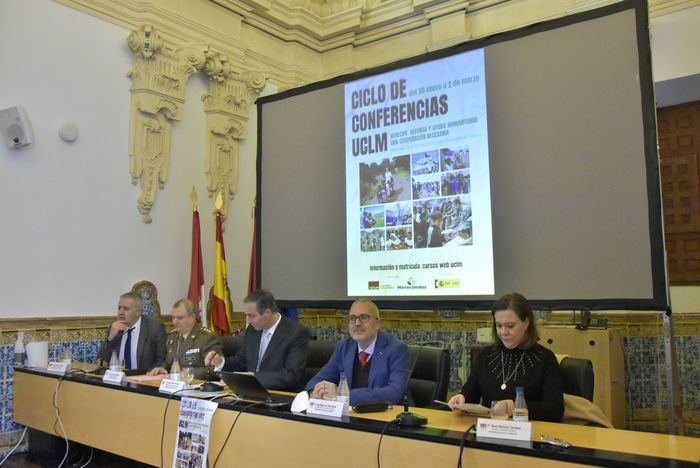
top-left (202, 52), bottom-right (267, 222)
top-left (126, 25), bottom-right (206, 223)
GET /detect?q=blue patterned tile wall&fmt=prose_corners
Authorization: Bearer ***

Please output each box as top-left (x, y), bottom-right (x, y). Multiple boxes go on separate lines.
top-left (47, 340), bottom-right (100, 364)
top-left (306, 325), bottom-right (699, 433)
top-left (1, 345), bottom-right (20, 435)
top-left (678, 336), bottom-right (700, 412)
top-left (0, 344), bottom-right (22, 456)
top-left (624, 334), bottom-right (700, 433)
top-left (0, 339), bottom-right (103, 457)
top-left (2, 332), bottom-right (698, 448)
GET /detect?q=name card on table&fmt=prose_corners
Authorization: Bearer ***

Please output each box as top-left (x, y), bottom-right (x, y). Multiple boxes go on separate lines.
top-left (103, 370), bottom-right (125, 384)
top-left (476, 417), bottom-right (532, 442)
top-left (46, 362), bottom-right (69, 374)
top-left (306, 398), bottom-right (345, 418)
top-left (159, 378), bottom-right (187, 394)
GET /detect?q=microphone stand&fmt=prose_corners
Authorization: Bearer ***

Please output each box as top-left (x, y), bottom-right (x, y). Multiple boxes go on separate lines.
top-left (395, 343), bottom-right (430, 427)
top-left (395, 395), bottom-right (427, 427)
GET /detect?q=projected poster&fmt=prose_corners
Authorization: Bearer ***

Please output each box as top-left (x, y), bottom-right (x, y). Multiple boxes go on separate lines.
top-left (345, 48), bottom-right (494, 296)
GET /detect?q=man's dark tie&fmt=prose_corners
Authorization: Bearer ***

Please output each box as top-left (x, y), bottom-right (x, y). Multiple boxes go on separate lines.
top-left (124, 327), bottom-right (135, 369)
top-left (359, 351), bottom-right (369, 368)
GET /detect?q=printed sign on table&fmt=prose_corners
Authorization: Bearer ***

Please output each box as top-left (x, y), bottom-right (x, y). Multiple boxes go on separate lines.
top-left (172, 397), bottom-right (218, 468)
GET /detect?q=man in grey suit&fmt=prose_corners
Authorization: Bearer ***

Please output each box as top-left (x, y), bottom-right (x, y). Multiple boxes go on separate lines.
top-left (97, 292), bottom-right (166, 371)
top-left (205, 289), bottom-right (310, 391)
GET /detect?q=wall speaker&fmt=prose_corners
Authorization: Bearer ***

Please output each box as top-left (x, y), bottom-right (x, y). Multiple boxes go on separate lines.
top-left (0, 106), bottom-right (34, 149)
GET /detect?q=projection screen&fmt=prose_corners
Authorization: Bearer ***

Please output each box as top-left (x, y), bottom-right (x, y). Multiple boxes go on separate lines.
top-left (256, 0), bottom-right (667, 310)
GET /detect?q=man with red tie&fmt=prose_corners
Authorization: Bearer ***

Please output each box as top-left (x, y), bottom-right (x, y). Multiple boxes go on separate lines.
top-left (306, 299), bottom-right (411, 405)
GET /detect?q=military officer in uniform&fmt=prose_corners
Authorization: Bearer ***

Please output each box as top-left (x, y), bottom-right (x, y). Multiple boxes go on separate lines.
top-left (148, 298), bottom-right (222, 380)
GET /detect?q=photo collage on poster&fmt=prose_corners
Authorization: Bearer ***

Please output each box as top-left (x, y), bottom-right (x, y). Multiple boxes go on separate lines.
top-left (174, 422), bottom-right (207, 468)
top-left (359, 147), bottom-right (472, 252)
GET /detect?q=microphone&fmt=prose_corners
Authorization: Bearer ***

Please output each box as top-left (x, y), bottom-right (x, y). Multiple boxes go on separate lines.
top-left (395, 343), bottom-right (431, 427)
top-left (203, 363), bottom-right (220, 382)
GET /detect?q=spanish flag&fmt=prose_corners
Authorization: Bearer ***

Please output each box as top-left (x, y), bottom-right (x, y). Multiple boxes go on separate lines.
top-left (211, 210), bottom-right (232, 335)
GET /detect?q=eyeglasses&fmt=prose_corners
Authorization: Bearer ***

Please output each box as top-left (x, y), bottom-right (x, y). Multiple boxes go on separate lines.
top-left (348, 314), bottom-right (372, 324)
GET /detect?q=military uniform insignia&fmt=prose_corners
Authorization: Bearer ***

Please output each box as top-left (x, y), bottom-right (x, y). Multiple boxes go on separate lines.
top-left (162, 325), bottom-right (222, 379)
top-left (166, 336), bottom-right (176, 353)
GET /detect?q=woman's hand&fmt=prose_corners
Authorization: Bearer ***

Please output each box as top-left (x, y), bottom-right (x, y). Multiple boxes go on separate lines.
top-left (492, 399), bottom-right (514, 417)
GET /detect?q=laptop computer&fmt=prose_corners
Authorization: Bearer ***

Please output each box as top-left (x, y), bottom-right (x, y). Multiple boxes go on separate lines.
top-left (218, 371), bottom-right (294, 408)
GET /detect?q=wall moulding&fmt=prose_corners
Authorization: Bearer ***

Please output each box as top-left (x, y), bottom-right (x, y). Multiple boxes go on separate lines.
top-left (127, 25), bottom-right (208, 222)
top-left (126, 25), bottom-right (267, 223)
top-left (202, 54), bottom-right (267, 221)
top-left (58, 0), bottom-right (700, 97)
top-left (0, 309), bottom-right (696, 340)
top-left (296, 308), bottom-right (700, 336)
top-left (648, 0), bottom-right (700, 15)
top-left (0, 316), bottom-right (115, 332)
top-left (0, 316), bottom-right (173, 345)
top-left (55, 0), bottom-right (303, 100)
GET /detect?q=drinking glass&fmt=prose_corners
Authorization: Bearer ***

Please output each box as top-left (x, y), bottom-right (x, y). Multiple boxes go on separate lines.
top-left (180, 367), bottom-right (195, 385)
top-left (490, 400), bottom-right (508, 420)
top-left (61, 348), bottom-right (72, 365)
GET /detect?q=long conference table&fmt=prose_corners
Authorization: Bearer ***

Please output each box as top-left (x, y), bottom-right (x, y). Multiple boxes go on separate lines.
top-left (13, 367), bottom-right (700, 467)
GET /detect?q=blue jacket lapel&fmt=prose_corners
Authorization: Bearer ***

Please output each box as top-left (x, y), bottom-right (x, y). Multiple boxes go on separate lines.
top-left (343, 338), bottom-right (356, 384)
top-left (368, 332), bottom-right (387, 388)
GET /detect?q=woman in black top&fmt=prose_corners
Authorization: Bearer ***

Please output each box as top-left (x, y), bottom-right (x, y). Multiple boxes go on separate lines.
top-left (448, 292), bottom-right (564, 422)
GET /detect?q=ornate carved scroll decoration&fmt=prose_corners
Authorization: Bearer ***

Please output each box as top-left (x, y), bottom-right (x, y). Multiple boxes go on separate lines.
top-left (201, 52), bottom-right (267, 222)
top-left (131, 280), bottom-right (161, 318)
top-left (126, 25), bottom-right (206, 223)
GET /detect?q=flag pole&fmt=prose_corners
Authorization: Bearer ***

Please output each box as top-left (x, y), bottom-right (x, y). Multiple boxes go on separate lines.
top-left (248, 197), bottom-right (258, 293)
top-left (193, 187), bottom-right (207, 328)
top-left (211, 192), bottom-right (232, 336)
top-left (188, 186), bottom-right (207, 328)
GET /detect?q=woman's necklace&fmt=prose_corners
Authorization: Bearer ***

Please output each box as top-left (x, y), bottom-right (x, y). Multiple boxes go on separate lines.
top-left (500, 350), bottom-right (526, 390)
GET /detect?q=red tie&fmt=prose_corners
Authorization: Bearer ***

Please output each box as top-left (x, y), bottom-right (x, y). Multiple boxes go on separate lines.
top-left (359, 351), bottom-right (369, 368)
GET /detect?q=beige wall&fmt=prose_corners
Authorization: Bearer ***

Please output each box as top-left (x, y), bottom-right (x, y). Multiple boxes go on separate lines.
top-left (670, 286), bottom-right (700, 314)
top-left (1, 0), bottom-right (697, 316)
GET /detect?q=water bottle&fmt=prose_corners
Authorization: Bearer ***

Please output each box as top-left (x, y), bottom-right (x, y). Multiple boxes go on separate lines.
top-left (170, 356), bottom-right (181, 380)
top-left (109, 350), bottom-right (120, 370)
top-left (61, 347), bottom-right (72, 366)
top-left (337, 373), bottom-right (350, 415)
top-left (513, 386), bottom-right (529, 422)
top-left (13, 331), bottom-right (25, 367)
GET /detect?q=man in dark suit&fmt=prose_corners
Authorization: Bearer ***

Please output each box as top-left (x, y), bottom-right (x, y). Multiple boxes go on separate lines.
top-left (305, 299), bottom-right (410, 405)
top-left (205, 289), bottom-right (310, 391)
top-left (97, 292), bottom-right (166, 371)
